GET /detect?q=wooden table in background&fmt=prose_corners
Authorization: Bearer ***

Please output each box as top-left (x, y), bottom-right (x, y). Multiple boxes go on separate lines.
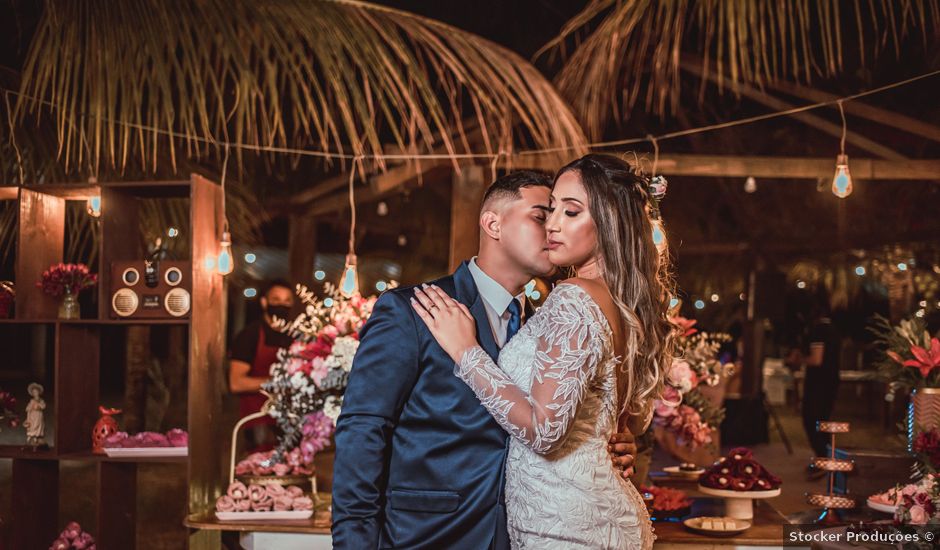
top-left (185, 496), bottom-right (332, 549)
top-left (653, 498), bottom-right (788, 549)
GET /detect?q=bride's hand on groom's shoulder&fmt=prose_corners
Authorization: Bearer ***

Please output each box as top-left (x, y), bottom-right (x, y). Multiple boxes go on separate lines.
top-left (411, 284), bottom-right (478, 363)
top-left (608, 431), bottom-right (637, 479)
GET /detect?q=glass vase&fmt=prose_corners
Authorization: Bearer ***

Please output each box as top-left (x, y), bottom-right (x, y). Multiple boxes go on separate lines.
top-left (58, 290), bottom-right (80, 320)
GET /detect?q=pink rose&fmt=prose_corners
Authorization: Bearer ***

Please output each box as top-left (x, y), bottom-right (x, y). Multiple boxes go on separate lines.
top-left (909, 504), bottom-right (928, 524)
top-left (248, 484), bottom-right (267, 503)
top-left (234, 498), bottom-right (251, 512)
top-left (310, 357), bottom-right (329, 385)
top-left (227, 481), bottom-right (248, 500)
top-left (291, 496), bottom-right (314, 511)
top-left (902, 483), bottom-right (919, 497)
top-left (272, 463), bottom-right (291, 476)
top-left (286, 486), bottom-right (304, 498)
top-left (215, 495), bottom-right (236, 512)
top-left (72, 532), bottom-right (95, 550)
top-left (273, 495), bottom-right (295, 511)
top-left (250, 493), bottom-right (274, 512)
top-left (265, 484), bottom-right (287, 498)
top-left (102, 432), bottom-right (127, 448)
top-left (166, 428), bottom-right (188, 447)
top-left (63, 521), bottom-right (82, 540)
top-left (666, 360), bottom-right (694, 393)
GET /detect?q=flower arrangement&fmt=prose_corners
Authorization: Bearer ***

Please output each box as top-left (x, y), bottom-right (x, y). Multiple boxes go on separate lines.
top-left (261, 283), bottom-right (381, 464)
top-left (653, 317), bottom-right (733, 448)
top-left (870, 315), bottom-right (940, 395)
top-left (236, 412), bottom-right (334, 476)
top-left (894, 474), bottom-right (940, 526)
top-left (36, 263), bottom-right (97, 298)
top-left (0, 280), bottom-right (13, 318)
top-left (0, 386), bottom-right (18, 430)
top-left (48, 521), bottom-right (96, 550)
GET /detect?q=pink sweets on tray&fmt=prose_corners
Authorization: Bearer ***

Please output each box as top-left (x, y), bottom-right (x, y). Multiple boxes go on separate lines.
top-left (101, 428), bottom-right (188, 457)
top-left (215, 481), bottom-right (315, 521)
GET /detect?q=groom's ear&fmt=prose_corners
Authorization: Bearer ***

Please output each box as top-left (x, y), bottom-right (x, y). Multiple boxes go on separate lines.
top-left (480, 210), bottom-right (501, 240)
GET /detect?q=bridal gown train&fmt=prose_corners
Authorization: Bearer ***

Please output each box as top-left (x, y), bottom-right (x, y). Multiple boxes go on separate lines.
top-left (456, 283), bottom-right (654, 549)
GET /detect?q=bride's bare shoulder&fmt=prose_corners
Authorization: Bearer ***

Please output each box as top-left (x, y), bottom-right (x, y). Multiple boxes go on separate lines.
top-left (558, 277), bottom-right (616, 312)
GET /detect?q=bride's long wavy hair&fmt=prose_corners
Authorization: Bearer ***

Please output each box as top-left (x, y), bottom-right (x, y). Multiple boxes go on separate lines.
top-left (554, 154), bottom-right (676, 418)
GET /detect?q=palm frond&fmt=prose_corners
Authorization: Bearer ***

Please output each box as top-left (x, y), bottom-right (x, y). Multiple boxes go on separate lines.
top-left (14, 0), bottom-right (585, 176)
top-left (545, 0), bottom-right (940, 138)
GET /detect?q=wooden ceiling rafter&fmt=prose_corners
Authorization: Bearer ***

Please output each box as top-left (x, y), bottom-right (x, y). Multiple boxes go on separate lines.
top-left (679, 60), bottom-right (906, 160)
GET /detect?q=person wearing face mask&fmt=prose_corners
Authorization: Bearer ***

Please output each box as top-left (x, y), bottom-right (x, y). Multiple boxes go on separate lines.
top-left (228, 278), bottom-right (295, 450)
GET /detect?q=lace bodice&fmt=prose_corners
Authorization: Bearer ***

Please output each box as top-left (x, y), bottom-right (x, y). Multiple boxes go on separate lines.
top-left (456, 283), bottom-right (610, 454)
top-left (457, 282), bottom-right (653, 549)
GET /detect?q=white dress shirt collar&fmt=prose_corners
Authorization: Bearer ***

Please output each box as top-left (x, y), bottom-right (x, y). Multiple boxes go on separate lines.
top-left (468, 257), bottom-right (523, 316)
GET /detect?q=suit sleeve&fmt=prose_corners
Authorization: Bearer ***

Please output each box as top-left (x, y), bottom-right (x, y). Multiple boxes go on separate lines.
top-left (331, 291), bottom-right (420, 549)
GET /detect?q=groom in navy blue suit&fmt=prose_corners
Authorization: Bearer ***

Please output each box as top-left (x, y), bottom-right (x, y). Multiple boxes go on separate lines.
top-left (332, 171), bottom-right (637, 549)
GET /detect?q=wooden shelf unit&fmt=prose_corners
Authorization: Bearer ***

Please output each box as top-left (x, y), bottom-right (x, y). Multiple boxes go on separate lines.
top-left (0, 174), bottom-right (227, 549)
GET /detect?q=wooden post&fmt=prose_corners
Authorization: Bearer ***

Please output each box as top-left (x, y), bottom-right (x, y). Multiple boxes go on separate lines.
top-left (288, 215), bottom-right (318, 287)
top-left (188, 174), bottom-right (227, 518)
top-left (448, 166), bottom-right (486, 272)
top-left (16, 188), bottom-right (65, 319)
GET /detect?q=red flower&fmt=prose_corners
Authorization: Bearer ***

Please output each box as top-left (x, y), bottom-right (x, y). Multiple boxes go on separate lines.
top-left (670, 316), bottom-right (698, 337)
top-left (913, 428), bottom-right (940, 468)
top-left (300, 335), bottom-right (334, 359)
top-left (890, 339), bottom-right (940, 378)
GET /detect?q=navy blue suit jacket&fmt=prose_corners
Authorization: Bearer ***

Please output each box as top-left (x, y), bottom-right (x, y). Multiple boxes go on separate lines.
top-left (332, 262), bottom-right (511, 549)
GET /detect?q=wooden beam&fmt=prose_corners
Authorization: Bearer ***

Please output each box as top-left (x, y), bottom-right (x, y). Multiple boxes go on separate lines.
top-left (288, 215), bottom-right (318, 285)
top-left (306, 164), bottom-right (452, 217)
top-left (449, 165), bottom-right (486, 272)
top-left (679, 60), bottom-right (906, 160)
top-left (511, 153), bottom-right (940, 180)
top-left (763, 78), bottom-right (940, 144)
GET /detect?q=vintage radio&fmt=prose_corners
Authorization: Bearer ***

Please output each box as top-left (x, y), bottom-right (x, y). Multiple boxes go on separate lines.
top-left (110, 260), bottom-right (192, 319)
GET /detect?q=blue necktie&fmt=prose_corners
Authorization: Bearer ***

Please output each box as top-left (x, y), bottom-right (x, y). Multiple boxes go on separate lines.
top-left (506, 298), bottom-right (522, 343)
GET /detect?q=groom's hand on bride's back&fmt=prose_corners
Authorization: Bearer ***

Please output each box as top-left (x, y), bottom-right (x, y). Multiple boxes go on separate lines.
top-left (608, 431), bottom-right (637, 479)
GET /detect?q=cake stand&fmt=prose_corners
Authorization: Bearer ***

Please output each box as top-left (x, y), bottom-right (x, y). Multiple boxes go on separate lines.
top-left (697, 485), bottom-right (781, 520)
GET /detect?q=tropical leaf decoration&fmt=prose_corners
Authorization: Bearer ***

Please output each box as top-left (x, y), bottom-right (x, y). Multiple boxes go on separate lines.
top-left (13, 0), bottom-right (585, 176)
top-left (542, 0), bottom-right (940, 138)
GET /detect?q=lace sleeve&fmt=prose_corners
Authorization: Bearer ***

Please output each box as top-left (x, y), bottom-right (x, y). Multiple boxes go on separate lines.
top-left (455, 284), bottom-right (608, 454)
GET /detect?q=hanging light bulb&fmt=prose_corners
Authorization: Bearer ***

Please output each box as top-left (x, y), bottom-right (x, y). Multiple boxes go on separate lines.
top-left (744, 176), bottom-right (757, 194)
top-left (216, 144), bottom-right (234, 276)
top-left (217, 230), bottom-right (234, 275)
top-left (651, 218), bottom-right (667, 253)
top-left (340, 158), bottom-right (363, 297)
top-left (340, 253), bottom-right (360, 297)
top-left (831, 100), bottom-right (853, 199)
top-left (831, 154), bottom-right (853, 198)
top-left (86, 196), bottom-right (102, 217)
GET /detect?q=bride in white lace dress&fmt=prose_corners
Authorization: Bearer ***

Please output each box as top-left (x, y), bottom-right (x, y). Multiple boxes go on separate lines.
top-left (412, 154), bottom-right (676, 549)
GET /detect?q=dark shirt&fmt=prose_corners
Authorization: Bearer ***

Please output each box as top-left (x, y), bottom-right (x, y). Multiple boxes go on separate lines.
top-left (229, 319), bottom-right (293, 364)
top-left (807, 318), bottom-right (840, 377)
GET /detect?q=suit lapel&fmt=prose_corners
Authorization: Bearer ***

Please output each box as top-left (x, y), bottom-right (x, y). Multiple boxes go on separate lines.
top-left (453, 261), bottom-right (500, 361)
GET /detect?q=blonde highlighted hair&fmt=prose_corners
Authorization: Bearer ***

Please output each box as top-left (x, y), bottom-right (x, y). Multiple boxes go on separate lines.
top-left (555, 154), bottom-right (676, 419)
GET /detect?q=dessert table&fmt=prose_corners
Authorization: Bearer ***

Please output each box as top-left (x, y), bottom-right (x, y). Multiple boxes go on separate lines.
top-left (652, 497), bottom-right (788, 549)
top-left (186, 486), bottom-right (790, 549)
top-left (184, 496), bottom-right (332, 549)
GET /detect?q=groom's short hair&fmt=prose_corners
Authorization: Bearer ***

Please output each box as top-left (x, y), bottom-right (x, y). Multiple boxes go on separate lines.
top-left (481, 170), bottom-right (552, 211)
